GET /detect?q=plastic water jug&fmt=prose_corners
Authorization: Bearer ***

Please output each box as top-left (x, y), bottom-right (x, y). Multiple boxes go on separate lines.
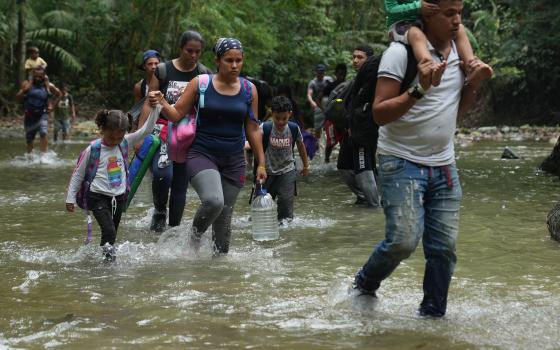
top-left (251, 187), bottom-right (279, 241)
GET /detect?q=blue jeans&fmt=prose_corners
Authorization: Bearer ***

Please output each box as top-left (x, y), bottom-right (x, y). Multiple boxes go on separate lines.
top-left (355, 155), bottom-right (462, 316)
top-left (151, 145), bottom-right (188, 226)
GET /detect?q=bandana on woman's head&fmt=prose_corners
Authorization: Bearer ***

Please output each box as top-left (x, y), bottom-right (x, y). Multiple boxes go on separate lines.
top-left (214, 38), bottom-right (243, 58)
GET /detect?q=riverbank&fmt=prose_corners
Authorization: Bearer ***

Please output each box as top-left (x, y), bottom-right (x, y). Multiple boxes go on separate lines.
top-left (2, 116), bottom-right (560, 144)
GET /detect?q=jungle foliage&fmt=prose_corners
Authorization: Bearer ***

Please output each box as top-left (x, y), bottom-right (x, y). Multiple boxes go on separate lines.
top-left (1, 0), bottom-right (558, 125)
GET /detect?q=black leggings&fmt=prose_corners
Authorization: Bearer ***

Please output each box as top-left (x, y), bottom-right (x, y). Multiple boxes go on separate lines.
top-left (87, 192), bottom-right (125, 246)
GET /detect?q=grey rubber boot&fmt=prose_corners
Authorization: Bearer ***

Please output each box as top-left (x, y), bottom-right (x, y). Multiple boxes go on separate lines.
top-left (340, 170), bottom-right (364, 199)
top-left (355, 170), bottom-right (380, 208)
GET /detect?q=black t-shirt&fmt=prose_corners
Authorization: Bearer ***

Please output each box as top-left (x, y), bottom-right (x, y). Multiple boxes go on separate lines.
top-left (158, 61), bottom-right (200, 105)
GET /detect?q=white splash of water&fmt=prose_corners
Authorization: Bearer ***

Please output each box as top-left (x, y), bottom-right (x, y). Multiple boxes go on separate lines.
top-left (12, 270), bottom-right (44, 293)
top-left (5, 150), bottom-right (69, 168)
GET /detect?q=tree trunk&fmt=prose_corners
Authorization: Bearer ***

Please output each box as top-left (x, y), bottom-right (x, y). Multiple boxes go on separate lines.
top-left (16, 0), bottom-right (26, 88)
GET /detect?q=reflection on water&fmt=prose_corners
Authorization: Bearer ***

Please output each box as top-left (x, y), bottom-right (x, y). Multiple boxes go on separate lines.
top-left (0, 139), bottom-right (559, 349)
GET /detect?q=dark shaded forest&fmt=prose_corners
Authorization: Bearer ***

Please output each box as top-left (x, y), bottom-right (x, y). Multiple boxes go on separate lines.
top-left (1, 0), bottom-right (559, 126)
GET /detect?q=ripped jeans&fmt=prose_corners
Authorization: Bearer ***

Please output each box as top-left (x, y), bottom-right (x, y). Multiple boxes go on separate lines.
top-left (356, 155), bottom-right (462, 316)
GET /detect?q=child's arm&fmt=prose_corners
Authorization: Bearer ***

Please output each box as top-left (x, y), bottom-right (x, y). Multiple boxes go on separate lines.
top-left (126, 104), bottom-right (162, 146)
top-left (66, 146), bottom-right (91, 212)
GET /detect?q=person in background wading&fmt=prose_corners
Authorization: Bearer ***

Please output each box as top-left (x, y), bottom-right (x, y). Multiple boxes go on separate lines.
top-left (323, 63), bottom-right (347, 163)
top-left (336, 44), bottom-right (381, 208)
top-left (137, 30), bottom-right (213, 232)
top-left (148, 37), bottom-right (266, 254)
top-left (53, 82), bottom-right (76, 143)
top-left (306, 64), bottom-right (333, 153)
top-left (16, 67), bottom-right (61, 158)
top-left (134, 50), bottom-right (161, 102)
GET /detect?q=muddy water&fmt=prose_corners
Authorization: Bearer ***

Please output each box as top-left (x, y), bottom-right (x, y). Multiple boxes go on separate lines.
top-left (0, 138), bottom-right (558, 349)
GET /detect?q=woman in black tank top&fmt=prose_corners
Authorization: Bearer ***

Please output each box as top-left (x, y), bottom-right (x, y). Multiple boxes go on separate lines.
top-left (147, 38), bottom-right (266, 254)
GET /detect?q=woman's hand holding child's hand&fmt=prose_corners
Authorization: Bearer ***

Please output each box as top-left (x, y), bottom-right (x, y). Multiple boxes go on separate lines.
top-left (148, 91), bottom-right (164, 107)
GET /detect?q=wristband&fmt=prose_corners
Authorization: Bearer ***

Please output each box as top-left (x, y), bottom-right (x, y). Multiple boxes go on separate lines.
top-left (257, 165), bottom-right (266, 171)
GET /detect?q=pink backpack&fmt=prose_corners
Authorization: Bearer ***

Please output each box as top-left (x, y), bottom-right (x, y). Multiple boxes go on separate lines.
top-left (167, 74), bottom-right (210, 162)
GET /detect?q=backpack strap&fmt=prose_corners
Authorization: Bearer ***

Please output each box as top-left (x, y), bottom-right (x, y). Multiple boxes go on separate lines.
top-left (287, 121), bottom-right (299, 148)
top-left (239, 77), bottom-right (256, 122)
top-left (155, 62), bottom-right (167, 88)
top-left (86, 139), bottom-right (102, 185)
top-left (262, 121), bottom-right (273, 152)
top-left (400, 44), bottom-right (419, 94)
top-left (198, 74), bottom-right (210, 109)
top-left (118, 139), bottom-right (130, 198)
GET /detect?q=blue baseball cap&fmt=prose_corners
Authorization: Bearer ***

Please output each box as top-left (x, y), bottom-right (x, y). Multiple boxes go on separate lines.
top-left (315, 64), bottom-right (326, 72)
top-left (139, 50), bottom-right (161, 70)
top-left (143, 50), bottom-right (161, 63)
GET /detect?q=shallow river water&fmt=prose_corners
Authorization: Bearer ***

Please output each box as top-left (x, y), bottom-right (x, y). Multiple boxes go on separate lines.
top-left (0, 138), bottom-right (559, 350)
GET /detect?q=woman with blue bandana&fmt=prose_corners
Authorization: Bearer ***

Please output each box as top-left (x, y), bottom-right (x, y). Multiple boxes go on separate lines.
top-left (148, 37), bottom-right (266, 254)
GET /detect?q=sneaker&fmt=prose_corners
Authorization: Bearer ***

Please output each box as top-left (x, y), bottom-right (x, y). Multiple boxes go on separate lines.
top-left (418, 304), bottom-right (445, 318)
top-left (352, 273), bottom-right (377, 297)
top-left (354, 196), bottom-right (367, 206)
top-left (353, 284), bottom-right (377, 297)
top-left (102, 245), bottom-right (116, 263)
top-left (150, 211), bottom-right (167, 233)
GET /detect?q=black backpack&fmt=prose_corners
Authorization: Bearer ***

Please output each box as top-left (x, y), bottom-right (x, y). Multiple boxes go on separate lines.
top-left (349, 43), bottom-right (418, 147)
top-left (245, 76), bottom-right (273, 121)
top-left (324, 80), bottom-right (354, 129)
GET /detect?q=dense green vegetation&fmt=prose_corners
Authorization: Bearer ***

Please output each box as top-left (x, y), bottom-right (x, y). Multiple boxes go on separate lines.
top-left (1, 0), bottom-right (558, 125)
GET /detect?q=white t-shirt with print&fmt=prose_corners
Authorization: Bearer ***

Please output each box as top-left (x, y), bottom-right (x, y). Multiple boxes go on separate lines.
top-left (377, 41), bottom-right (464, 166)
top-left (66, 106), bottom-right (161, 204)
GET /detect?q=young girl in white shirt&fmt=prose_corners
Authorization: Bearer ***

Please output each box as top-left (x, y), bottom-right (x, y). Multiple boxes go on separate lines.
top-left (66, 106), bottom-right (160, 261)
